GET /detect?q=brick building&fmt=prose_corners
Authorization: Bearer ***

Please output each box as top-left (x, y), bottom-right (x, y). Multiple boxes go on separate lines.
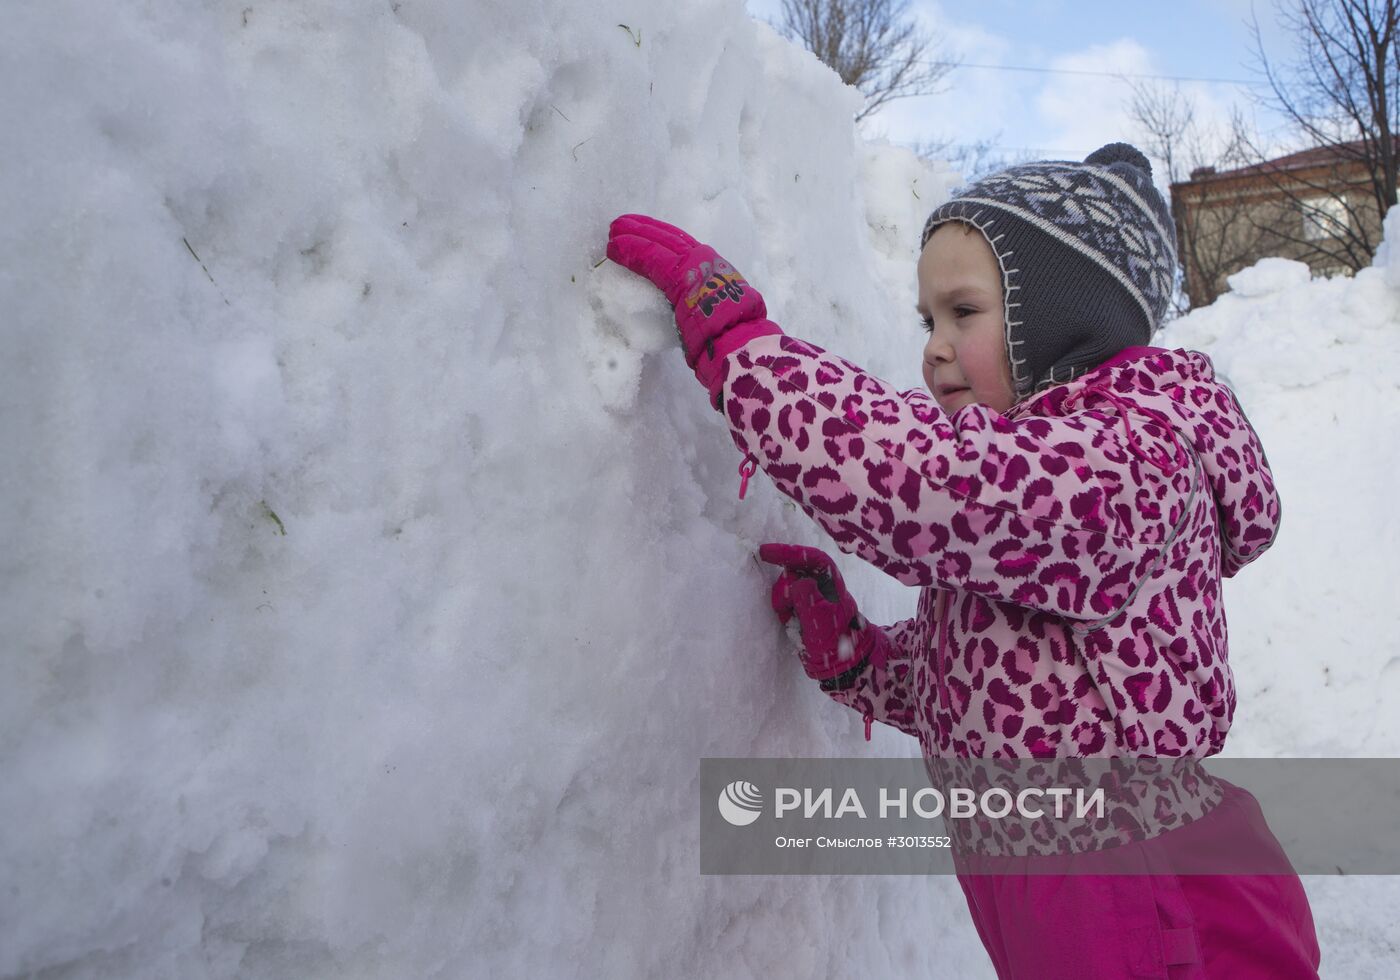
top-left (1169, 141), bottom-right (1395, 308)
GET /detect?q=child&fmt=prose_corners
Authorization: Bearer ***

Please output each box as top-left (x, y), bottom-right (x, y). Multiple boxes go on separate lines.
top-left (606, 142), bottom-right (1321, 978)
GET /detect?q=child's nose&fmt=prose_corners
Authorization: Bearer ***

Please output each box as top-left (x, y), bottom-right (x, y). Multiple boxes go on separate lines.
top-left (924, 334), bottom-right (952, 362)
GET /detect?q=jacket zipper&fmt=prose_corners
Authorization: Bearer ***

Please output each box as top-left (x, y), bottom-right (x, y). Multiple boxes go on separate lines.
top-left (935, 588), bottom-right (950, 744)
top-left (737, 452), bottom-right (759, 499)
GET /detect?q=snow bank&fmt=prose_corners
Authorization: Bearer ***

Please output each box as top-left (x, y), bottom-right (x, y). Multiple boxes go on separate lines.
top-left (1155, 213), bottom-right (1400, 980)
top-left (0, 1), bottom-right (976, 977)
top-left (1159, 235), bottom-right (1400, 761)
top-left (2, 0), bottom-right (1396, 976)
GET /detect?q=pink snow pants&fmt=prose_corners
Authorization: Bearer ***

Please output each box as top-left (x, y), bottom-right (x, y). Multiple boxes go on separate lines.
top-left (953, 779), bottom-right (1322, 978)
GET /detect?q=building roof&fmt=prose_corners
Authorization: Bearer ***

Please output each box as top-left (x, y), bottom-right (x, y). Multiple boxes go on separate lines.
top-left (1176, 138), bottom-right (1398, 187)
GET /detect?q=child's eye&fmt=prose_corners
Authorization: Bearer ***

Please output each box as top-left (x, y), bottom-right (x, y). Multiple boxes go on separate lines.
top-left (919, 317), bottom-right (934, 334)
top-left (954, 306), bottom-right (976, 318)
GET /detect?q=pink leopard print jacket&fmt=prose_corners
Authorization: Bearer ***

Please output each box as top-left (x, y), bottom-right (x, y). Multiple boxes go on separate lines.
top-left (718, 334), bottom-right (1281, 760)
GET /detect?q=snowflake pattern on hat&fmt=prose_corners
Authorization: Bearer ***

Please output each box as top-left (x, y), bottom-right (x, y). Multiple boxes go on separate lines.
top-left (920, 143), bottom-right (1180, 400)
top-left (922, 153), bottom-right (1177, 332)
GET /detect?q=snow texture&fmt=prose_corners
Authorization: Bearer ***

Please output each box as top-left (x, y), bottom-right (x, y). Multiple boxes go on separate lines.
top-left (1, 1), bottom-right (1396, 977)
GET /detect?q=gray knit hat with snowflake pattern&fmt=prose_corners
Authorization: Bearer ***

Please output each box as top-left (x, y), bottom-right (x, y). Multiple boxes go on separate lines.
top-left (920, 142), bottom-right (1178, 402)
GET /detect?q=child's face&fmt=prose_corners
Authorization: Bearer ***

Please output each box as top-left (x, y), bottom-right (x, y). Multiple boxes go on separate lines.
top-left (916, 223), bottom-right (1016, 415)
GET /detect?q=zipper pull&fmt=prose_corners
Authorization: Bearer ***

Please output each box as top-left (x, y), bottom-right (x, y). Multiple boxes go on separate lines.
top-left (864, 709), bottom-right (874, 742)
top-left (737, 452), bottom-right (759, 499)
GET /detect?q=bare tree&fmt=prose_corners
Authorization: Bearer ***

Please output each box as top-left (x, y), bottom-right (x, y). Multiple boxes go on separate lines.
top-left (1127, 3), bottom-right (1400, 306)
top-left (1232, 0), bottom-right (1400, 271)
top-left (1125, 80), bottom-right (1264, 309)
top-left (773, 0), bottom-right (959, 123)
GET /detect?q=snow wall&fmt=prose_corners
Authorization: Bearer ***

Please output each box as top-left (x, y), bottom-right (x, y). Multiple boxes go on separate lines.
top-left (2, 0), bottom-right (1398, 977)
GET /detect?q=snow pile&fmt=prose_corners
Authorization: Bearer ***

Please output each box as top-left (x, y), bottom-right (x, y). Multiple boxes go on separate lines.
top-left (1, 1), bottom-right (971, 977)
top-left (1, 0), bottom-right (1396, 977)
top-left (1158, 222), bottom-right (1400, 760)
top-left (1153, 219), bottom-right (1400, 979)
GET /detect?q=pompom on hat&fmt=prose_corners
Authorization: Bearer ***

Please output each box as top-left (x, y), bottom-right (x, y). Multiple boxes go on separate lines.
top-left (920, 142), bottom-right (1179, 402)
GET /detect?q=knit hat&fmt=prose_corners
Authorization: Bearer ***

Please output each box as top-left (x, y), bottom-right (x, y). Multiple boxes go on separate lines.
top-left (919, 142), bottom-right (1178, 402)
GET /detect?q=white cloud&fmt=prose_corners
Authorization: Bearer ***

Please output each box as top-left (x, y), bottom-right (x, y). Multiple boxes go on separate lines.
top-left (1035, 39), bottom-right (1268, 191)
top-left (1035, 39), bottom-right (1154, 159)
top-left (743, 3), bottom-right (1275, 186)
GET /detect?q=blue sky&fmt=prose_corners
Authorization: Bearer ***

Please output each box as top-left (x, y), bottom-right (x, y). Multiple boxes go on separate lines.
top-left (744, 0), bottom-right (1299, 178)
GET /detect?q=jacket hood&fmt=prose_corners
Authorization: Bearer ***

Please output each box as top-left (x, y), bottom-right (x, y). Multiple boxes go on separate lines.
top-left (1008, 345), bottom-right (1282, 577)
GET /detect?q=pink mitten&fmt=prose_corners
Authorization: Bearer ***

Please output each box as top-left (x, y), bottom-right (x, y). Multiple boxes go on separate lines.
top-left (758, 543), bottom-right (891, 689)
top-left (606, 213), bottom-right (783, 408)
